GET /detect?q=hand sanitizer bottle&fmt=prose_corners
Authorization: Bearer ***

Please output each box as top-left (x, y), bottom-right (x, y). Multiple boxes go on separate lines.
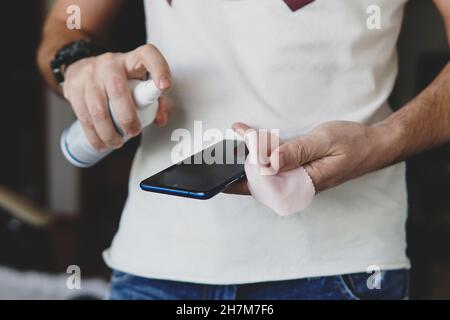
top-left (60, 79), bottom-right (161, 168)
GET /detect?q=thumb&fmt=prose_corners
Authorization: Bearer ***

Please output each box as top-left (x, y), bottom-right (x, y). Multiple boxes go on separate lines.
top-left (270, 136), bottom-right (327, 173)
top-left (232, 123), bottom-right (262, 166)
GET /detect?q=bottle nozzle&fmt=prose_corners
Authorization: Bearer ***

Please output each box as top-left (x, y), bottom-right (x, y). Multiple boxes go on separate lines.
top-left (133, 80), bottom-right (162, 108)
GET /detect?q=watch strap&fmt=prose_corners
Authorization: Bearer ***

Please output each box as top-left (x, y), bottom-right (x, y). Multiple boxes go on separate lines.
top-left (51, 39), bottom-right (106, 84)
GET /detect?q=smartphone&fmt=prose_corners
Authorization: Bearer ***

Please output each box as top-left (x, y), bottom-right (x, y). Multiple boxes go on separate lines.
top-left (140, 140), bottom-right (247, 200)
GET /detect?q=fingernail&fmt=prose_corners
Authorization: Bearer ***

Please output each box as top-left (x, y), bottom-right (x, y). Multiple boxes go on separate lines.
top-left (114, 138), bottom-right (124, 149)
top-left (126, 131), bottom-right (138, 138)
top-left (127, 126), bottom-right (141, 138)
top-left (159, 76), bottom-right (171, 90)
top-left (155, 114), bottom-right (166, 127)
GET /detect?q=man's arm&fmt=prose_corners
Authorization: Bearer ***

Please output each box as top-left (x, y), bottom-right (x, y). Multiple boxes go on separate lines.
top-left (274, 0), bottom-right (450, 191)
top-left (377, 63), bottom-right (450, 162)
top-left (377, 0), bottom-right (450, 162)
top-left (435, 0), bottom-right (450, 44)
top-left (37, 0), bottom-right (125, 94)
top-left (37, 0), bottom-right (172, 151)
top-left (227, 1), bottom-right (450, 194)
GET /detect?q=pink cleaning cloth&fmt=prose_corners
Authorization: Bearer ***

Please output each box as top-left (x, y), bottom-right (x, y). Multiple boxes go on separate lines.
top-left (240, 129), bottom-right (316, 217)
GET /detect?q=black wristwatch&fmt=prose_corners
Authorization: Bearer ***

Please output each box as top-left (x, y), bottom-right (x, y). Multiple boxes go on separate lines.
top-left (50, 39), bottom-right (106, 84)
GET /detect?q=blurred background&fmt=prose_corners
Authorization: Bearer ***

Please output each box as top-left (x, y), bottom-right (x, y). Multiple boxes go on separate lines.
top-left (0, 0), bottom-right (449, 299)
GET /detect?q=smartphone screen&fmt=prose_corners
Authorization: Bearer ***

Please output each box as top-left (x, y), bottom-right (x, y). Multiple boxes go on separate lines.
top-left (140, 140), bottom-right (247, 199)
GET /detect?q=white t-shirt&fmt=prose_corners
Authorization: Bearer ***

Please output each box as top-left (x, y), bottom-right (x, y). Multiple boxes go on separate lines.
top-left (104, 0), bottom-right (410, 284)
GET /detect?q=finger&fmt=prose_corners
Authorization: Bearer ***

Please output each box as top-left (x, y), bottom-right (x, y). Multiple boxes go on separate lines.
top-left (100, 59), bottom-right (141, 137)
top-left (233, 123), bottom-right (265, 167)
top-left (232, 123), bottom-right (257, 155)
top-left (67, 89), bottom-right (106, 151)
top-left (232, 123), bottom-right (252, 138)
top-left (125, 44), bottom-right (172, 91)
top-left (270, 136), bottom-right (325, 173)
top-left (233, 123), bottom-right (275, 166)
top-left (154, 96), bottom-right (174, 127)
top-left (84, 83), bottom-right (123, 149)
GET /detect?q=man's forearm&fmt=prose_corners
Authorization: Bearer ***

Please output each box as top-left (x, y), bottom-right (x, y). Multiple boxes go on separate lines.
top-left (37, 18), bottom-right (91, 94)
top-left (38, 0), bottom-right (126, 93)
top-left (373, 61), bottom-right (450, 166)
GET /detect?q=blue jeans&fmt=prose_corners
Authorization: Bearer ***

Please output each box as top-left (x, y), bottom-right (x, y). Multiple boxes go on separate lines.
top-left (109, 269), bottom-right (409, 300)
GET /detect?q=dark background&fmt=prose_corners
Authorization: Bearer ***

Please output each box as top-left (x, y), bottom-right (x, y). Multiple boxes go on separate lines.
top-left (0, 0), bottom-right (449, 299)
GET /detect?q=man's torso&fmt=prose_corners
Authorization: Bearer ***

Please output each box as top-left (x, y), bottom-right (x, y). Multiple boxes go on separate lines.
top-left (103, 0), bottom-right (410, 284)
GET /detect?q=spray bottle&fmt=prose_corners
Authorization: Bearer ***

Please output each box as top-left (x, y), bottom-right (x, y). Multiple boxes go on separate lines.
top-left (60, 79), bottom-right (161, 168)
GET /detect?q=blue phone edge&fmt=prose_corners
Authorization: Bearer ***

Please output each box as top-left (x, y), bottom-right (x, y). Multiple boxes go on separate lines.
top-left (139, 172), bottom-right (246, 200)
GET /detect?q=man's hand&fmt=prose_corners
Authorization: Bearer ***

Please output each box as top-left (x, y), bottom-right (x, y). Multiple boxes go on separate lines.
top-left (62, 44), bottom-right (172, 151)
top-left (227, 1), bottom-right (450, 197)
top-left (225, 121), bottom-right (400, 195)
top-left (270, 121), bottom-right (398, 192)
